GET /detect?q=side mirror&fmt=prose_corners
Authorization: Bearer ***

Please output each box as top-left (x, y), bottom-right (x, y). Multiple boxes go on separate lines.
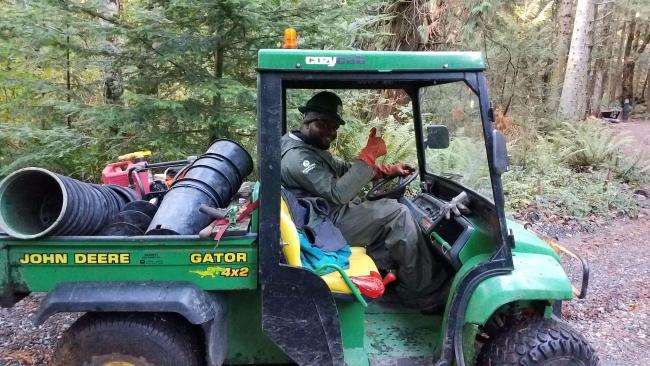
top-left (492, 129), bottom-right (509, 175)
top-left (425, 125), bottom-right (450, 149)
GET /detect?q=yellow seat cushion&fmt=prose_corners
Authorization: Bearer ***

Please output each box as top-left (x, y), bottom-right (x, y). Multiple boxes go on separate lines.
top-left (280, 198), bottom-right (378, 295)
top-left (321, 247), bottom-right (379, 294)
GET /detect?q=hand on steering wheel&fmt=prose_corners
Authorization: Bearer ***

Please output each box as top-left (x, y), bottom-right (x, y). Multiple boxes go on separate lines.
top-left (366, 169), bottom-right (419, 201)
top-left (374, 163), bottom-right (416, 179)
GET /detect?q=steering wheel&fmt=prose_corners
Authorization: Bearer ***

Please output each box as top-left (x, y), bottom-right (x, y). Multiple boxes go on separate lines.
top-left (366, 169), bottom-right (419, 201)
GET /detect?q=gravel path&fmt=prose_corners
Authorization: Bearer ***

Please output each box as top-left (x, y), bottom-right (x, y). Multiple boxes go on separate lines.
top-left (561, 117), bottom-right (650, 366)
top-left (0, 296), bottom-right (79, 365)
top-left (563, 209), bottom-right (650, 366)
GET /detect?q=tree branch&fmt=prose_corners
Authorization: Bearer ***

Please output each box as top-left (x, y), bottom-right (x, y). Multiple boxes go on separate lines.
top-left (70, 4), bottom-right (191, 76)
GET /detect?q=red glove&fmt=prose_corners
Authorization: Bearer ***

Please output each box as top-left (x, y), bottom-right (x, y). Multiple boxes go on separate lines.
top-left (358, 128), bottom-right (387, 167)
top-left (374, 163), bottom-right (415, 179)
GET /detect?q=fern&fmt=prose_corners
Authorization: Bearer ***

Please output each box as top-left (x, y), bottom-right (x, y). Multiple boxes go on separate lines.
top-left (550, 122), bottom-right (630, 170)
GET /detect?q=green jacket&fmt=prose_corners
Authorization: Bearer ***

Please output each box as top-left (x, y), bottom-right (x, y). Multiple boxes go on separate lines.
top-left (280, 132), bottom-right (374, 207)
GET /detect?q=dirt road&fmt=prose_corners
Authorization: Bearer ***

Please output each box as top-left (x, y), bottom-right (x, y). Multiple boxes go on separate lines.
top-left (563, 214), bottom-right (650, 366)
top-left (561, 118), bottom-right (650, 366)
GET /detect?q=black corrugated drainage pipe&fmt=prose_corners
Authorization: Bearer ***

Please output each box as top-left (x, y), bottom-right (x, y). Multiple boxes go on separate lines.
top-left (146, 139), bottom-right (253, 235)
top-left (0, 167), bottom-right (138, 239)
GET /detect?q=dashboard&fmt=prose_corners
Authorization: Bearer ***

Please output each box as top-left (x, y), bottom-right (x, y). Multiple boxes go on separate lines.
top-left (401, 193), bottom-right (476, 270)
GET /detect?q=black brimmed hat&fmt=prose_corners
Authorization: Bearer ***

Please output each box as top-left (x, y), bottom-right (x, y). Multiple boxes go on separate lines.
top-left (299, 91), bottom-right (345, 125)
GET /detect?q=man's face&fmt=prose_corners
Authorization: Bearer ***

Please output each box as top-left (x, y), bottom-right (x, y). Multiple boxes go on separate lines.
top-left (302, 118), bottom-right (340, 150)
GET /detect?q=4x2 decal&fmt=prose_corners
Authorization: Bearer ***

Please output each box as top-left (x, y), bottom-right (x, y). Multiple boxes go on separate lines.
top-left (190, 266), bottom-right (250, 278)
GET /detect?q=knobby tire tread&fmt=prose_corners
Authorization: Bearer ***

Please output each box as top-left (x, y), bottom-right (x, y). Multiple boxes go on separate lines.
top-left (50, 312), bottom-right (202, 366)
top-left (477, 318), bottom-right (599, 366)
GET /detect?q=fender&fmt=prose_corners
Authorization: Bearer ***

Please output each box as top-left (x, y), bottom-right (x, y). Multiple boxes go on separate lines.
top-left (34, 281), bottom-right (227, 366)
top-left (463, 252), bottom-right (573, 325)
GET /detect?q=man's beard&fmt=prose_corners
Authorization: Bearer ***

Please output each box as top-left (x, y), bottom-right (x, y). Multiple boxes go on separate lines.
top-left (303, 134), bottom-right (330, 150)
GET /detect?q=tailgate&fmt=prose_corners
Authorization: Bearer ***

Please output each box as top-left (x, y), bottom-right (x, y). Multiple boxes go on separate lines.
top-left (1, 234), bottom-right (259, 307)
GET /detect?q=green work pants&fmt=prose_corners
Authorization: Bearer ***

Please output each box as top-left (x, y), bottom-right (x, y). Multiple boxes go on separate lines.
top-left (330, 198), bottom-right (441, 305)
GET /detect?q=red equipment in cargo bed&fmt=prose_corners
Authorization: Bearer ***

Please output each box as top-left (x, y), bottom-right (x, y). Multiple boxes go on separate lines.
top-left (101, 151), bottom-right (152, 196)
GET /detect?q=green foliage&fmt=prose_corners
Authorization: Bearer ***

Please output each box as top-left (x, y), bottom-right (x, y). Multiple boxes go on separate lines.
top-left (0, 0), bottom-right (371, 178)
top-left (1, 0), bottom-right (645, 227)
top-left (332, 91), bottom-right (416, 165)
top-left (550, 122), bottom-right (629, 170)
top-left (503, 119), bottom-right (646, 222)
top-left (614, 152), bottom-right (650, 183)
top-left (503, 166), bottom-right (638, 220)
top-left (0, 125), bottom-right (102, 181)
top-left (544, 120), bottom-right (650, 184)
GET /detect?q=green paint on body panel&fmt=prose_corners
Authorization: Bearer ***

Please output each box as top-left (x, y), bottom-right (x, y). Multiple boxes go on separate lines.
top-left (338, 301), bottom-right (366, 348)
top-left (0, 235), bottom-right (256, 247)
top-left (462, 323), bottom-right (479, 364)
top-left (0, 244), bottom-right (14, 305)
top-left (225, 290), bottom-right (291, 364)
top-left (445, 218), bottom-right (569, 328)
top-left (457, 218), bottom-right (560, 266)
top-left (344, 348), bottom-right (369, 366)
top-left (5, 237), bottom-right (258, 291)
top-left (458, 217), bottom-right (494, 264)
top-left (444, 252), bottom-right (572, 328)
top-left (337, 301), bottom-right (369, 365)
top-left (508, 219), bottom-right (561, 260)
top-left (258, 49), bottom-right (485, 72)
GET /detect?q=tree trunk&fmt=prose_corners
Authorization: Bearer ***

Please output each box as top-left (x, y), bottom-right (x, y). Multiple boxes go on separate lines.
top-left (589, 69), bottom-right (604, 115)
top-left (608, 3), bottom-right (630, 105)
top-left (588, 2), bottom-right (613, 116)
top-left (644, 65), bottom-right (650, 110)
top-left (551, 0), bottom-right (574, 107)
top-left (209, 39), bottom-right (225, 143)
top-left (102, 0), bottom-right (122, 104)
top-left (636, 58), bottom-right (649, 100)
top-left (585, 3), bottom-right (600, 115)
top-left (609, 20), bottom-right (625, 104)
top-left (600, 11), bottom-right (617, 108)
top-left (559, 0), bottom-right (595, 119)
top-left (212, 45), bottom-right (224, 108)
top-left (66, 30), bottom-right (71, 127)
top-left (621, 17), bottom-right (636, 106)
top-left (208, 14), bottom-right (227, 143)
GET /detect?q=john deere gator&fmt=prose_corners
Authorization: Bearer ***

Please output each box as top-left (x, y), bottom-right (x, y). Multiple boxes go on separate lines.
top-left (0, 48), bottom-right (597, 366)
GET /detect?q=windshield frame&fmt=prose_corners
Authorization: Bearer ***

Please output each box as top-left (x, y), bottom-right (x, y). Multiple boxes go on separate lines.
top-left (261, 70), bottom-right (511, 253)
top-left (412, 75), bottom-right (510, 253)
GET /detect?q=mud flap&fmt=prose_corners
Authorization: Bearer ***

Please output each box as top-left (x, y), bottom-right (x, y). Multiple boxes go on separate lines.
top-left (262, 267), bottom-right (345, 366)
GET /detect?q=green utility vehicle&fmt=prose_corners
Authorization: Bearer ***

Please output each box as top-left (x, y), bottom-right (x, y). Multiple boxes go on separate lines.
top-left (0, 49), bottom-right (596, 366)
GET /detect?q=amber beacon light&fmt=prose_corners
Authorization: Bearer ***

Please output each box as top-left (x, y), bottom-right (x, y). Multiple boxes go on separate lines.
top-left (283, 28), bottom-right (297, 49)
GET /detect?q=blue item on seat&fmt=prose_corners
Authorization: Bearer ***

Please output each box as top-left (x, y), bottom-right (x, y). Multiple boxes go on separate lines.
top-left (281, 188), bottom-right (348, 252)
top-left (298, 230), bottom-right (351, 275)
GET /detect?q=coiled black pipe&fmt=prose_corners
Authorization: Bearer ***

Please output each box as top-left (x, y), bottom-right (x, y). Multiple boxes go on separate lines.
top-left (0, 167), bottom-right (138, 239)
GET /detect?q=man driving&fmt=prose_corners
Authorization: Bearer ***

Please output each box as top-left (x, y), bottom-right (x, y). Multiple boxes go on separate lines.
top-left (280, 91), bottom-right (445, 309)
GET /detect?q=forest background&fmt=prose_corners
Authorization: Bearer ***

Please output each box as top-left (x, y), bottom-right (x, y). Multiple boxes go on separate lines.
top-left (1, 0), bottom-right (649, 226)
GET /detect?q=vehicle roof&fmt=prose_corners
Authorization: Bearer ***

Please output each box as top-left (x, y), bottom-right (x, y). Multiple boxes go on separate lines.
top-left (257, 49), bottom-right (485, 72)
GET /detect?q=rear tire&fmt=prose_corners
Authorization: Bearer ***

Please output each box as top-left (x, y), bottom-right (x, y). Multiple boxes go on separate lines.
top-left (50, 312), bottom-right (203, 366)
top-left (477, 318), bottom-right (599, 366)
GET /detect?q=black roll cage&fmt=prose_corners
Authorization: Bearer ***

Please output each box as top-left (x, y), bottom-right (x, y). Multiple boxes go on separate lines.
top-left (256, 70), bottom-right (514, 366)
